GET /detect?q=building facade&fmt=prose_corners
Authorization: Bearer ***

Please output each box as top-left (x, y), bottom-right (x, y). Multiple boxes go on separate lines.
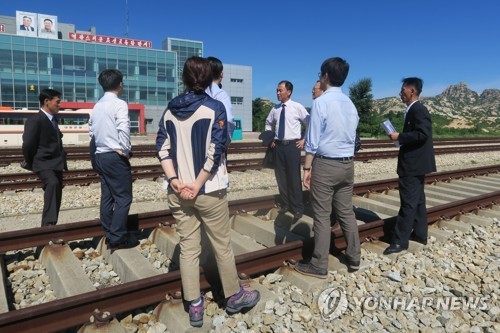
top-left (223, 64), bottom-right (252, 132)
top-left (0, 11), bottom-right (252, 134)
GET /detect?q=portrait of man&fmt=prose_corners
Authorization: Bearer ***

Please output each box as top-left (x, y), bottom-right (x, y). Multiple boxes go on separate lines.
top-left (20, 15), bottom-right (35, 31)
top-left (38, 14), bottom-right (58, 39)
top-left (42, 19), bottom-right (54, 33)
top-left (16, 11), bottom-right (38, 36)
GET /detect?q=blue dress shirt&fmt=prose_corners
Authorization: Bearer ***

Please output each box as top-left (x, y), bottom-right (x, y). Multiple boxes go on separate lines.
top-left (304, 87), bottom-right (359, 158)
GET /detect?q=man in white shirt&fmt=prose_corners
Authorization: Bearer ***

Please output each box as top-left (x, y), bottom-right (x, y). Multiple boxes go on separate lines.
top-left (89, 69), bottom-right (136, 251)
top-left (265, 80), bottom-right (309, 220)
top-left (205, 56), bottom-right (235, 140)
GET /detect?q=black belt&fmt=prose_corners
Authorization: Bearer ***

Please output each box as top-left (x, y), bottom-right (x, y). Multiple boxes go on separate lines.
top-left (275, 139), bottom-right (299, 145)
top-left (316, 155), bottom-right (353, 161)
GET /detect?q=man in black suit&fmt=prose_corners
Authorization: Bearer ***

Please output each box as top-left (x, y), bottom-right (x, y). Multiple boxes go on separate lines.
top-left (20, 16), bottom-right (35, 31)
top-left (384, 77), bottom-right (436, 255)
top-left (22, 89), bottom-right (67, 227)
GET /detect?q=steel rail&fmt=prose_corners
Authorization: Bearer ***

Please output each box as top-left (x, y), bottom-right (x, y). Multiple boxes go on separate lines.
top-left (0, 190), bottom-right (499, 332)
top-left (1, 136), bottom-right (499, 155)
top-left (1, 150), bottom-right (499, 192)
top-left (0, 195), bottom-right (277, 253)
top-left (0, 239), bottom-right (308, 333)
top-left (1, 138), bottom-right (500, 163)
top-left (1, 165), bottom-right (498, 253)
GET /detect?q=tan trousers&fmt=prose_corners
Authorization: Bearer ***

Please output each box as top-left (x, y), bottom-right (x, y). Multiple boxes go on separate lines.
top-left (167, 189), bottom-right (240, 301)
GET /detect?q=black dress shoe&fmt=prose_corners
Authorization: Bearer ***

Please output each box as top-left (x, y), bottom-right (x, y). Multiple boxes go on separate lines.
top-left (109, 239), bottom-right (139, 252)
top-left (347, 259), bottom-right (360, 272)
top-left (293, 212), bottom-right (303, 220)
top-left (383, 244), bottom-right (408, 255)
top-left (411, 237), bottom-right (427, 245)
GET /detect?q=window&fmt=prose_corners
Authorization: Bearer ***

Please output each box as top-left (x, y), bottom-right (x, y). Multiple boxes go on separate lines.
top-left (59, 113), bottom-right (89, 125)
top-left (231, 96), bottom-right (243, 105)
top-left (230, 78), bottom-right (243, 83)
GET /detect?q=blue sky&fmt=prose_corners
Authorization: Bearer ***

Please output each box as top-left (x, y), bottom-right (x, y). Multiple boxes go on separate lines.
top-left (2, 1), bottom-right (499, 107)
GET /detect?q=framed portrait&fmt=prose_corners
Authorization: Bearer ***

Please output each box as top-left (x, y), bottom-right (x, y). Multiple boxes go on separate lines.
top-left (38, 14), bottom-right (58, 39)
top-left (16, 11), bottom-right (38, 36)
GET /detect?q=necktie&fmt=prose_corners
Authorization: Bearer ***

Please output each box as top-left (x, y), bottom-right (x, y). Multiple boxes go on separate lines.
top-left (278, 104), bottom-right (286, 139)
top-left (51, 116), bottom-right (58, 130)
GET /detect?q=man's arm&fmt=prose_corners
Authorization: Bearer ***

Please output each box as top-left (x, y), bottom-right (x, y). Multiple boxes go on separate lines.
top-left (304, 100), bottom-right (322, 155)
top-left (264, 109), bottom-right (275, 132)
top-left (21, 118), bottom-right (40, 170)
top-left (218, 90), bottom-right (236, 139)
top-left (398, 105), bottom-right (432, 145)
top-left (116, 101), bottom-right (131, 157)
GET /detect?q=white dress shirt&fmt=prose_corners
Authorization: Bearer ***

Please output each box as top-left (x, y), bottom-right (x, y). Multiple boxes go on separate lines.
top-left (265, 99), bottom-right (309, 140)
top-left (89, 92), bottom-right (131, 156)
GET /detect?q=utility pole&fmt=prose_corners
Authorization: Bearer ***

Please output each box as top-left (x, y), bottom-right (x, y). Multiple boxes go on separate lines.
top-left (125, 0), bottom-right (129, 36)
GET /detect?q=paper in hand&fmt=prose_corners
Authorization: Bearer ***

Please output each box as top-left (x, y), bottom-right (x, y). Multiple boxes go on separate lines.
top-left (381, 120), bottom-right (400, 147)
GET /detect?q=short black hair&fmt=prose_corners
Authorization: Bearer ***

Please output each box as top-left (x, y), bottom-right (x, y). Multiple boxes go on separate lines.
top-left (278, 80), bottom-right (294, 94)
top-left (44, 18), bottom-right (53, 24)
top-left (38, 88), bottom-right (61, 105)
top-left (183, 57), bottom-right (213, 93)
top-left (402, 77), bottom-right (423, 95)
top-left (320, 57), bottom-right (350, 87)
top-left (98, 69), bottom-right (123, 92)
top-left (207, 56), bottom-right (223, 80)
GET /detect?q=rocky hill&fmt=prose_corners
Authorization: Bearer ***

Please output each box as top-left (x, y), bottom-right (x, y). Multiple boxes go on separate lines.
top-left (373, 82), bottom-right (500, 119)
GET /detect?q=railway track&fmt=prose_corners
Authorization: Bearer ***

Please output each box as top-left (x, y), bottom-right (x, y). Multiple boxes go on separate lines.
top-left (0, 165), bottom-right (498, 332)
top-left (1, 145), bottom-right (500, 192)
top-left (1, 137), bottom-right (500, 165)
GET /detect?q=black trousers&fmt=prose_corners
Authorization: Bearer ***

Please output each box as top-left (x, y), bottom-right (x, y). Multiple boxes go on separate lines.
top-left (37, 169), bottom-right (63, 227)
top-left (94, 152), bottom-right (133, 246)
top-left (393, 175), bottom-right (428, 247)
top-left (274, 142), bottom-right (303, 214)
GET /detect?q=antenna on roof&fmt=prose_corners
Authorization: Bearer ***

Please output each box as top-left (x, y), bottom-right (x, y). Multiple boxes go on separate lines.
top-left (125, 0), bottom-right (129, 36)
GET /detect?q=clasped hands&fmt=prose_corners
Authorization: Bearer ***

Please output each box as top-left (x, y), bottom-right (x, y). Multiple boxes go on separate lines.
top-left (170, 179), bottom-right (200, 200)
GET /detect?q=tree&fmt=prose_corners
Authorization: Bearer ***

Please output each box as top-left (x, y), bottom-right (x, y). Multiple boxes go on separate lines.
top-left (349, 78), bottom-right (374, 125)
top-left (349, 78), bottom-right (383, 137)
top-left (252, 98), bottom-right (273, 132)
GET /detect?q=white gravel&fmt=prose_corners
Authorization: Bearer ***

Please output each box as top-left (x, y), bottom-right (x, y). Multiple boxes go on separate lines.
top-left (2, 139), bottom-right (499, 333)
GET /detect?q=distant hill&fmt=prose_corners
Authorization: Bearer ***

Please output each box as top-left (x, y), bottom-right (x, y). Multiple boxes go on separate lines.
top-left (373, 82), bottom-right (500, 119)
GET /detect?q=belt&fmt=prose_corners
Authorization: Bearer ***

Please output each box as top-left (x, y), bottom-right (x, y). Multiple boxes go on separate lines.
top-left (316, 155), bottom-right (353, 161)
top-left (275, 139), bottom-right (299, 145)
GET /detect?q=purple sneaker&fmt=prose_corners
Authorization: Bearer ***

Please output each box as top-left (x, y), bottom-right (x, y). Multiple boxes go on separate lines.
top-left (189, 296), bottom-right (204, 327)
top-left (226, 287), bottom-right (260, 314)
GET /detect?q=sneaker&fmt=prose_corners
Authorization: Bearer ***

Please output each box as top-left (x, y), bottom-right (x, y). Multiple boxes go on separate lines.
top-left (294, 262), bottom-right (327, 279)
top-left (189, 296), bottom-right (204, 327)
top-left (226, 287), bottom-right (260, 314)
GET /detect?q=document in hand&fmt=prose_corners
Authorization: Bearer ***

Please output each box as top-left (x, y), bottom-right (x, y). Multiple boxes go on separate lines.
top-left (381, 120), bottom-right (400, 147)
